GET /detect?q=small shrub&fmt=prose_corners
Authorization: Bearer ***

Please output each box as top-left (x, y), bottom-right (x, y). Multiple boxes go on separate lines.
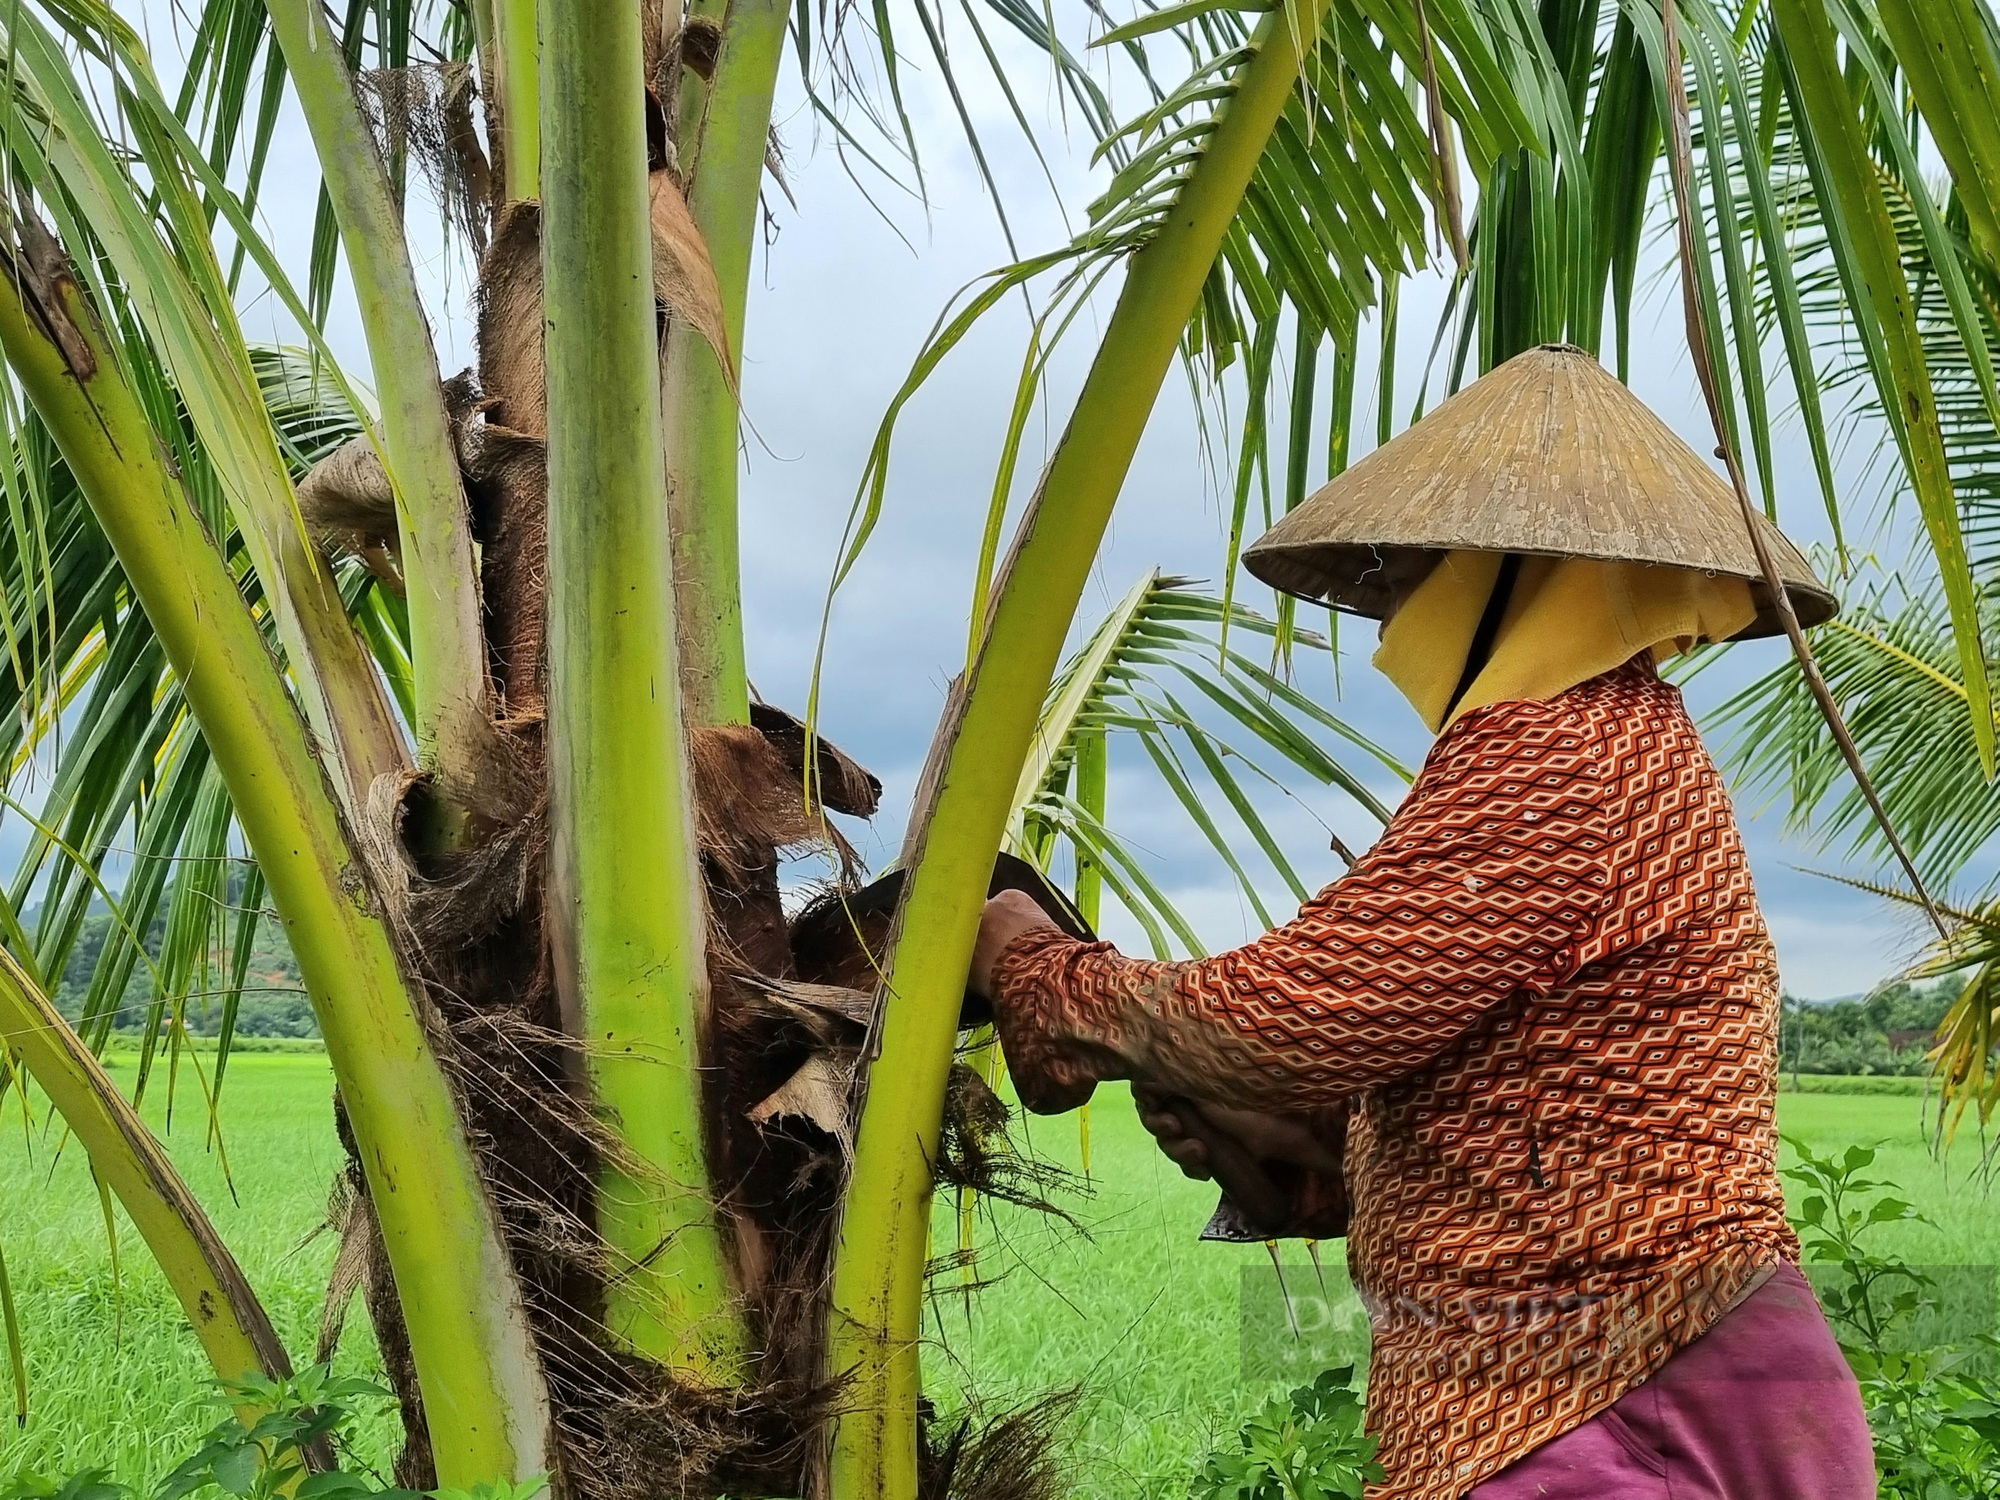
top-left (0, 1472), bottom-right (131, 1500)
top-left (1189, 1367), bottom-right (1383, 1500)
top-left (1785, 1137), bottom-right (2000, 1499)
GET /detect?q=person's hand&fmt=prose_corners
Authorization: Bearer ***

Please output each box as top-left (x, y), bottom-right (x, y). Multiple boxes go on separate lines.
top-left (967, 889), bottom-right (1057, 999)
top-left (1133, 1086), bottom-right (1216, 1179)
top-left (1133, 1083), bottom-right (1344, 1179)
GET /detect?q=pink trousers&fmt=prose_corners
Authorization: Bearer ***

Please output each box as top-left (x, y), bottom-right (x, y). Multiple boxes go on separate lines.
top-left (1466, 1262), bottom-right (1875, 1499)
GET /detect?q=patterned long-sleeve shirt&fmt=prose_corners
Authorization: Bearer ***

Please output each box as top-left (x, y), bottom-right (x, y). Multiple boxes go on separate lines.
top-left (991, 659), bottom-right (1798, 1499)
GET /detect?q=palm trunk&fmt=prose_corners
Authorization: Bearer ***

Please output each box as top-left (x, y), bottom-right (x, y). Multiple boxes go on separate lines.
top-left (822, 3), bottom-right (1331, 1492)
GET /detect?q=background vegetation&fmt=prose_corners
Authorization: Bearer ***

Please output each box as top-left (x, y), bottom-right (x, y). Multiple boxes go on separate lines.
top-left (4, 0), bottom-right (2000, 1487)
top-left (43, 895), bottom-right (305, 1040)
top-left (1781, 981), bottom-right (1962, 1078)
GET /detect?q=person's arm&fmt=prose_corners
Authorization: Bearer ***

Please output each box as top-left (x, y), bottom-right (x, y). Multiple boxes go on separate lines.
top-left (980, 712), bottom-right (1612, 1114)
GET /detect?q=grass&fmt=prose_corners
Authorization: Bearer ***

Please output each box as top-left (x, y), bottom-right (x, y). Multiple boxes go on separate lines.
top-left (1, 1061), bottom-right (1995, 1495)
top-left (0, 1053), bottom-right (394, 1484)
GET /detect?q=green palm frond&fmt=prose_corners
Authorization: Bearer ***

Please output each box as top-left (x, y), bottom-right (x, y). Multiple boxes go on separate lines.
top-left (1687, 0), bottom-right (2000, 767)
top-left (1008, 569), bottom-right (1409, 955)
top-left (160, 0), bottom-right (477, 316)
top-left (1762, 121), bottom-right (2000, 572)
top-left (0, 346), bottom-right (375, 1111)
top-left (1441, 0), bottom-right (1850, 553)
top-left (1715, 582), bottom-right (2000, 890)
top-left (0, 0), bottom-right (412, 822)
top-left (1711, 8), bottom-right (2000, 893)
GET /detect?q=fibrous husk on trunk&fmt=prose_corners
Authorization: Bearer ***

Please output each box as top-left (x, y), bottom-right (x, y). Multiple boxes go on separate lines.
top-left (338, 699), bottom-right (1082, 1496)
top-left (313, 1168), bottom-right (375, 1367)
top-left (331, 1103), bottom-right (435, 1488)
top-left (747, 702), bottom-right (883, 818)
top-left (475, 175), bottom-right (738, 441)
top-left (328, 689), bottom-right (904, 1496)
top-left (447, 369), bottom-right (547, 719)
top-left (296, 434), bottom-right (404, 593)
top-left (474, 205), bottom-right (547, 440)
top-left (649, 166), bottom-right (735, 389)
top-left (465, 208), bottom-right (552, 717)
top-left (463, 171), bottom-right (735, 723)
top-left (690, 723), bottom-right (859, 890)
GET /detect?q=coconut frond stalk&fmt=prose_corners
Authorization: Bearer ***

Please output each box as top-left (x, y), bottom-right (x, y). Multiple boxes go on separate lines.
top-left (538, 0), bottom-right (748, 1380)
top-left (264, 0), bottom-right (502, 830)
top-left (823, 3), bottom-right (1377, 1486)
top-left (659, 0), bottom-right (789, 729)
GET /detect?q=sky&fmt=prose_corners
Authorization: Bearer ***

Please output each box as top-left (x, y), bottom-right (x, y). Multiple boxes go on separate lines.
top-left (124, 4), bottom-right (1937, 998)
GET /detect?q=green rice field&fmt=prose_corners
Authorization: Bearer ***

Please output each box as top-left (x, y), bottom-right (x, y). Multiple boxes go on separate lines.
top-left (0, 1057), bottom-right (1992, 1496)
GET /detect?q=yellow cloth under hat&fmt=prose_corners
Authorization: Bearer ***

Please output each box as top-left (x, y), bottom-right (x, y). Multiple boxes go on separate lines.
top-left (1371, 551), bottom-right (1756, 733)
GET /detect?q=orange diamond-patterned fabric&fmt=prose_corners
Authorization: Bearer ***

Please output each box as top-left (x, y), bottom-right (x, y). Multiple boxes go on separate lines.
top-left (990, 658), bottom-right (1799, 1499)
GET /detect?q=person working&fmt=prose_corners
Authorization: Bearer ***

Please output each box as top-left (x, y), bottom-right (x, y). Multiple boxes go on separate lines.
top-left (967, 345), bottom-right (1877, 1499)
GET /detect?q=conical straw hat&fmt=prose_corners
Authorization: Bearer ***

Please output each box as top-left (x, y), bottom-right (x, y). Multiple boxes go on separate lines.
top-left (1242, 343), bottom-right (1837, 638)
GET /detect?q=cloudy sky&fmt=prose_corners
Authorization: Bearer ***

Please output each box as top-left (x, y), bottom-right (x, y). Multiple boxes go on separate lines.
top-left (205, 10), bottom-right (1926, 998)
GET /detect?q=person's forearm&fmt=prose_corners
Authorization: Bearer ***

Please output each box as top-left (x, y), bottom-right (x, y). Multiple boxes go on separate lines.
top-left (987, 724), bottom-right (1612, 1115)
top-left (990, 928), bottom-right (1325, 1112)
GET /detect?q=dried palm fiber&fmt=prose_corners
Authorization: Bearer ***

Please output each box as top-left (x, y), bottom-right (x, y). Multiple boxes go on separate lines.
top-left (748, 702), bottom-right (882, 818)
top-left (1243, 342), bottom-right (1836, 636)
top-left (316, 665), bottom-right (1076, 1493)
top-left (648, 167), bottom-right (736, 388)
top-left (446, 367), bottom-right (547, 715)
top-left (296, 433), bottom-right (404, 592)
top-left (468, 181), bottom-right (736, 717)
top-left (917, 1391), bottom-right (1079, 1500)
top-left (690, 725), bottom-right (859, 885)
top-left (354, 63), bottom-right (490, 253)
top-left (473, 177), bottom-right (736, 438)
top-left (323, 703), bottom-right (894, 1498)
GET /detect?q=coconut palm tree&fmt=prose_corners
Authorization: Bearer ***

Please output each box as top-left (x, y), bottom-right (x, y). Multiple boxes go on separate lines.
top-left (2, 0), bottom-right (1998, 1496)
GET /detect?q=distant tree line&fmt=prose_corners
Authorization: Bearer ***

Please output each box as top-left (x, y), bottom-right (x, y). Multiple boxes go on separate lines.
top-left (1779, 981), bottom-right (1960, 1078)
top-left (46, 896), bottom-right (312, 1038)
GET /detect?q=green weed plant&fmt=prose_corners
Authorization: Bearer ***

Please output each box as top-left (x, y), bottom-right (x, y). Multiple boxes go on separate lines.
top-left (1786, 1136), bottom-right (2000, 1498)
top-left (1187, 1367), bottom-right (1382, 1500)
top-left (0, 1367), bottom-right (541, 1500)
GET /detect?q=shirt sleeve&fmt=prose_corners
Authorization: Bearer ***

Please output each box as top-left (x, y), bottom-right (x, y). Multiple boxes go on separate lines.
top-left (990, 705), bottom-right (1614, 1114)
